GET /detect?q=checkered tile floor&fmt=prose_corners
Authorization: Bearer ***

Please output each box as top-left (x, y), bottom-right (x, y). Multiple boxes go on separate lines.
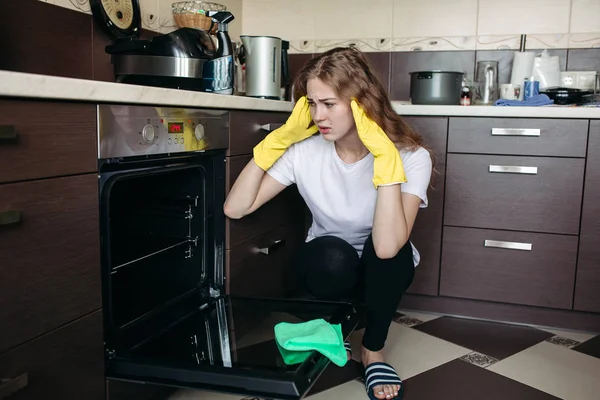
top-left (169, 310), bottom-right (600, 400)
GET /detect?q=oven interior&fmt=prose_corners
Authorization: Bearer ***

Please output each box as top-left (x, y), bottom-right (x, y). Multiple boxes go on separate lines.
top-left (99, 154), bottom-right (360, 398)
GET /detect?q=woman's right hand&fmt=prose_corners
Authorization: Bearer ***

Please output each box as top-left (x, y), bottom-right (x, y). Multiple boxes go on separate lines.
top-left (253, 96), bottom-right (318, 171)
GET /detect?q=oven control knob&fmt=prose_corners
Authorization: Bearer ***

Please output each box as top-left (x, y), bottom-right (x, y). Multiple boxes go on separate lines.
top-left (194, 124), bottom-right (205, 141)
top-left (142, 124), bottom-right (156, 143)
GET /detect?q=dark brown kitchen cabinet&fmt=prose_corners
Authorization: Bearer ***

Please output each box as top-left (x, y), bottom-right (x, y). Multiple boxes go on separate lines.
top-left (0, 173), bottom-right (101, 354)
top-left (403, 116), bottom-right (448, 296)
top-left (574, 120), bottom-right (600, 313)
top-left (225, 110), bottom-right (307, 299)
top-left (0, 99), bottom-right (97, 184)
top-left (440, 226), bottom-right (578, 309)
top-left (226, 155), bottom-right (305, 249)
top-left (227, 110), bottom-right (288, 156)
top-left (227, 224), bottom-right (306, 298)
top-left (0, 310), bottom-right (104, 400)
top-left (448, 117), bottom-right (588, 158)
top-left (444, 153), bottom-right (585, 235)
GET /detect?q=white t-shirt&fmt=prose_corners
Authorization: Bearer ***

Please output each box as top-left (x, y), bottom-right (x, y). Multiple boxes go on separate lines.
top-left (267, 134), bottom-right (432, 267)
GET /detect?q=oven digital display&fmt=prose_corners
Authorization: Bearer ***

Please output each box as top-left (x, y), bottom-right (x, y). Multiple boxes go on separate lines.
top-left (168, 122), bottom-right (184, 134)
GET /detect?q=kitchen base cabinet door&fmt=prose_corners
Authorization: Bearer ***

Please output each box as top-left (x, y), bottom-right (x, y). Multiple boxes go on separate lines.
top-left (440, 226), bottom-right (578, 309)
top-left (0, 310), bottom-right (104, 400)
top-left (403, 117), bottom-right (448, 296)
top-left (0, 174), bottom-right (101, 354)
top-left (574, 120), bottom-right (600, 313)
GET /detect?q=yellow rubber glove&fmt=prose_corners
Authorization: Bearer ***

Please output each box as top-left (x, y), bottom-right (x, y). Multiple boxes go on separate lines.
top-left (253, 96), bottom-right (319, 171)
top-left (350, 100), bottom-right (407, 188)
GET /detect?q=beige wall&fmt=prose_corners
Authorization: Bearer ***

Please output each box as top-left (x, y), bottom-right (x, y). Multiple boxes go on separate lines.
top-left (37, 0), bottom-right (243, 41)
top-left (35, 0), bottom-right (600, 53)
top-left (241, 0), bottom-right (600, 53)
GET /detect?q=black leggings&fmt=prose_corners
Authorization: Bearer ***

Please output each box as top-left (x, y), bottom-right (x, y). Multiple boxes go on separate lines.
top-left (293, 234), bottom-right (415, 352)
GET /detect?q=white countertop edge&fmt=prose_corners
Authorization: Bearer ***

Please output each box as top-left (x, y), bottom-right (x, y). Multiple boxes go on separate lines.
top-left (391, 101), bottom-right (600, 119)
top-left (0, 70), bottom-right (294, 112)
top-left (1, 70), bottom-right (599, 119)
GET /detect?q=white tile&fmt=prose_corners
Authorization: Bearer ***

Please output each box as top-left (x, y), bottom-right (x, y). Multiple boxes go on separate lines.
top-left (397, 309), bottom-right (444, 323)
top-left (393, 0), bottom-right (478, 37)
top-left (570, 0), bottom-right (600, 34)
top-left (569, 33), bottom-right (600, 48)
top-left (488, 341), bottom-right (600, 400)
top-left (540, 327), bottom-right (597, 344)
top-left (158, 0), bottom-right (179, 33)
top-left (314, 38), bottom-right (392, 53)
top-left (242, 0), bottom-right (317, 40)
top-left (169, 388), bottom-right (241, 400)
top-left (347, 324), bottom-right (472, 379)
top-left (392, 36), bottom-right (476, 51)
top-left (139, 0), bottom-right (160, 32)
top-left (478, 0), bottom-right (571, 35)
top-left (308, 380), bottom-right (369, 400)
top-left (315, 0), bottom-right (394, 40)
top-left (38, 0), bottom-right (91, 14)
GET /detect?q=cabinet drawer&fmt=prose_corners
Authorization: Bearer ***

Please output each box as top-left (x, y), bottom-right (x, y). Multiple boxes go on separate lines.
top-left (448, 117), bottom-right (588, 157)
top-left (0, 310), bottom-right (104, 400)
top-left (227, 185), bottom-right (306, 249)
top-left (0, 99), bottom-right (97, 183)
top-left (228, 111), bottom-right (289, 156)
top-left (440, 226), bottom-right (577, 309)
top-left (0, 174), bottom-right (101, 354)
top-left (444, 153), bottom-right (585, 234)
top-left (226, 224), bottom-right (305, 298)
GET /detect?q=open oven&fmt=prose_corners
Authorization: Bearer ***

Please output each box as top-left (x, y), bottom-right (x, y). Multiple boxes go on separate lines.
top-left (97, 105), bottom-right (359, 399)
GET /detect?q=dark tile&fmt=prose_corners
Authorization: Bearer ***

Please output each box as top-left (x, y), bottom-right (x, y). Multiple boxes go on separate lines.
top-left (390, 51), bottom-right (475, 101)
top-left (289, 53), bottom-right (313, 85)
top-left (306, 359), bottom-right (363, 397)
top-left (573, 334), bottom-right (600, 359)
top-left (567, 49), bottom-right (600, 72)
top-left (0, 0), bottom-right (94, 79)
top-left (404, 359), bottom-right (561, 400)
top-left (365, 52), bottom-right (391, 95)
top-left (413, 316), bottom-right (553, 360)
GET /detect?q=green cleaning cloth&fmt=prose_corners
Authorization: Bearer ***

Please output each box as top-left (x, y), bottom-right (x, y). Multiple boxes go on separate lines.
top-left (274, 318), bottom-right (347, 367)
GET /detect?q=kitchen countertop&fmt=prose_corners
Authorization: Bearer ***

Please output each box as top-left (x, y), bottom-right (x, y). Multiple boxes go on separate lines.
top-left (1, 70), bottom-right (599, 119)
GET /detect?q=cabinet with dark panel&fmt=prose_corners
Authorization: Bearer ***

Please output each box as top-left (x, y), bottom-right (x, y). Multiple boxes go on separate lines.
top-left (225, 110), bottom-right (306, 299)
top-left (440, 117), bottom-right (587, 310)
top-left (402, 117), bottom-right (448, 296)
top-left (574, 120), bottom-right (600, 313)
top-left (0, 98), bottom-right (104, 399)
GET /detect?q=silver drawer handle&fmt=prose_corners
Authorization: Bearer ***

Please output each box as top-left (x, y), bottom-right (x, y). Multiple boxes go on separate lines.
top-left (484, 240), bottom-right (532, 251)
top-left (258, 239), bottom-right (285, 255)
top-left (260, 123), bottom-right (284, 132)
top-left (489, 165), bottom-right (538, 175)
top-left (491, 128), bottom-right (540, 137)
top-left (1, 372), bottom-right (28, 398)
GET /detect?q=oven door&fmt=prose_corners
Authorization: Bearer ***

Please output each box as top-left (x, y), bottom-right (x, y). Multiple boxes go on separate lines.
top-left (106, 296), bottom-right (359, 400)
top-left (98, 153), bottom-right (361, 400)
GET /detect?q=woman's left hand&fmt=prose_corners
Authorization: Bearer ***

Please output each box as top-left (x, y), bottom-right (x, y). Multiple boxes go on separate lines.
top-left (350, 100), bottom-right (407, 188)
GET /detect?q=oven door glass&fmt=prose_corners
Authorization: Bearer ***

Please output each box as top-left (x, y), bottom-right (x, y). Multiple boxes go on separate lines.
top-left (106, 296), bottom-right (359, 400)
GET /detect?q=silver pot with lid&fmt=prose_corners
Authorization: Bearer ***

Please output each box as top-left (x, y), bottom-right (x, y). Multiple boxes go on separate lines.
top-left (409, 70), bottom-right (464, 105)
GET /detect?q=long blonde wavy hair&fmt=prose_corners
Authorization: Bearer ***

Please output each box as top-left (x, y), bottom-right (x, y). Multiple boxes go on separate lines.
top-left (293, 46), bottom-right (437, 186)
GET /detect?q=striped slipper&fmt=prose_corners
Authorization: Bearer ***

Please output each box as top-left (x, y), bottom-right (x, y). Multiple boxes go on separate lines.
top-left (364, 362), bottom-right (404, 400)
top-left (344, 341), bottom-right (352, 360)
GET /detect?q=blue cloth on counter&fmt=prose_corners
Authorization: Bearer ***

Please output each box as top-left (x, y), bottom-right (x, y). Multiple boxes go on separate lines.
top-left (494, 94), bottom-right (554, 107)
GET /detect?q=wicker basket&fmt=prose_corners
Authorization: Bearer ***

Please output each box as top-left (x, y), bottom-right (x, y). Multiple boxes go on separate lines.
top-left (172, 1), bottom-right (227, 34)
